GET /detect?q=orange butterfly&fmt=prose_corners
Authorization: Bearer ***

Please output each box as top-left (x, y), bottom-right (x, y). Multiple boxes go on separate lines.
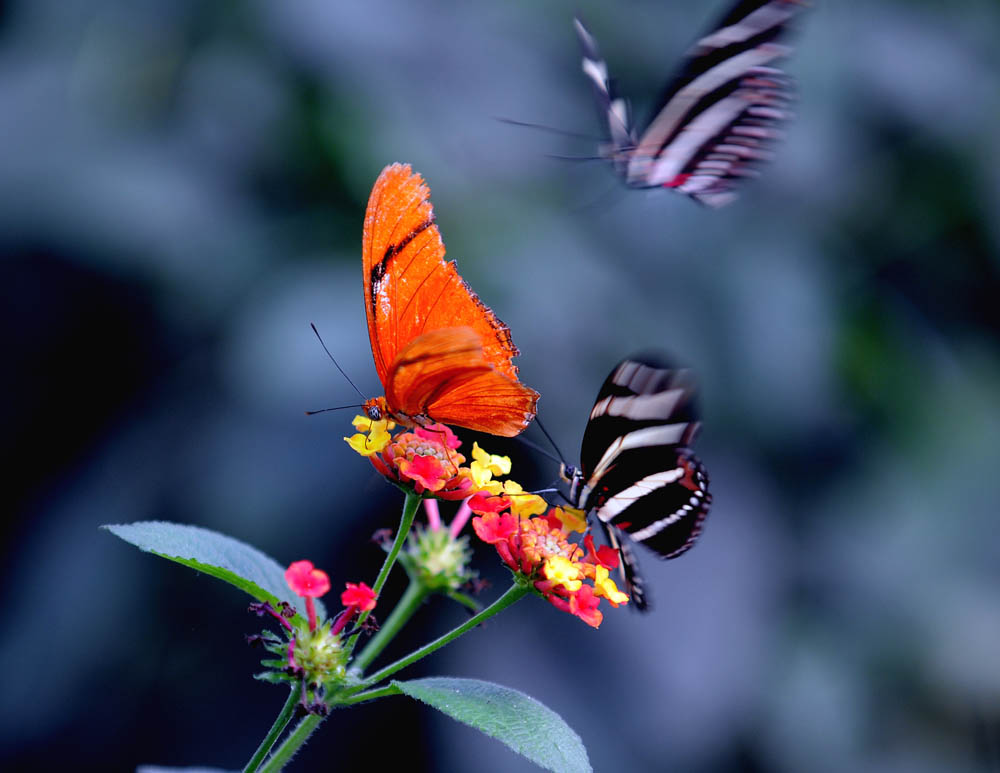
top-left (360, 163), bottom-right (539, 437)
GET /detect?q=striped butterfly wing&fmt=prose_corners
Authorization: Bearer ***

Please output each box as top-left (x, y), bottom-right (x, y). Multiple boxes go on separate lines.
top-left (573, 17), bottom-right (637, 178)
top-left (576, 0), bottom-right (805, 207)
top-left (571, 357), bottom-right (711, 610)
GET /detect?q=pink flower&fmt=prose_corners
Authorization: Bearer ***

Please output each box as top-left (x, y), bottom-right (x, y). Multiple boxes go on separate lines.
top-left (285, 560), bottom-right (331, 598)
top-left (341, 582), bottom-right (377, 612)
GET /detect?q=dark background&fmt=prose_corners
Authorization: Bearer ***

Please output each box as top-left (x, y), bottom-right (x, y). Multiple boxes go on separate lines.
top-left (1, 1), bottom-right (998, 771)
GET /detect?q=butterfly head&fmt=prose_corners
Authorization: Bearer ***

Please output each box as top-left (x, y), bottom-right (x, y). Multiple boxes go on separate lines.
top-left (558, 463), bottom-right (577, 484)
top-left (363, 396), bottom-right (389, 423)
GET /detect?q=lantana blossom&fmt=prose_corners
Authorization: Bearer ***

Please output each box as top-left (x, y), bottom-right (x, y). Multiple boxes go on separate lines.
top-left (285, 559), bottom-right (330, 631)
top-left (471, 501), bottom-right (629, 628)
top-left (393, 500), bottom-right (478, 594)
top-left (468, 442), bottom-right (512, 491)
top-left (344, 416), bottom-right (395, 457)
top-left (344, 413), bottom-right (626, 626)
top-left (340, 581), bottom-right (376, 613)
top-left (347, 417), bottom-right (475, 499)
top-left (250, 562), bottom-right (381, 714)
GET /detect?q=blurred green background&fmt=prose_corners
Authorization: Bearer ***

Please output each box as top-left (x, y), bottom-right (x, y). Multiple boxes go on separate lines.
top-left (1, 1), bottom-right (998, 771)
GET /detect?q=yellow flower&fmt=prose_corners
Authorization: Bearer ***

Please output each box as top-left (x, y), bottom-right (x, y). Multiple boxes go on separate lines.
top-left (543, 556), bottom-right (583, 593)
top-left (500, 480), bottom-right (547, 518)
top-left (471, 442), bottom-right (511, 476)
top-left (468, 442), bottom-right (511, 494)
top-left (344, 415), bottom-right (394, 457)
top-left (591, 565), bottom-right (629, 607)
top-left (547, 506), bottom-right (588, 534)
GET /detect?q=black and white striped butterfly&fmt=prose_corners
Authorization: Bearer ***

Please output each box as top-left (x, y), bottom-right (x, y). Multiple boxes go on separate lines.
top-left (559, 356), bottom-right (711, 610)
top-left (574, 0), bottom-right (805, 207)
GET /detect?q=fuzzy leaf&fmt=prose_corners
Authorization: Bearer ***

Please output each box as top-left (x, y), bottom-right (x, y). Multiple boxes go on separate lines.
top-left (103, 521), bottom-right (325, 623)
top-left (393, 677), bottom-right (591, 773)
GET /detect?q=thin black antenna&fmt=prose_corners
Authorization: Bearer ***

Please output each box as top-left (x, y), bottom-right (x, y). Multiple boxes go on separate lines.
top-left (569, 178), bottom-right (628, 217)
top-left (305, 404), bottom-right (364, 416)
top-left (545, 153), bottom-right (606, 162)
top-left (494, 116), bottom-right (603, 142)
top-left (311, 323), bottom-right (366, 401)
top-left (534, 416), bottom-right (568, 466)
top-left (532, 481), bottom-right (574, 506)
top-left (513, 433), bottom-right (563, 465)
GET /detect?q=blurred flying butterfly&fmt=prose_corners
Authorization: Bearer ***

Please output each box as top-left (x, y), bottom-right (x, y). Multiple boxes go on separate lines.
top-left (575, 0), bottom-right (806, 207)
top-left (360, 163), bottom-right (539, 437)
top-left (559, 355), bottom-right (711, 610)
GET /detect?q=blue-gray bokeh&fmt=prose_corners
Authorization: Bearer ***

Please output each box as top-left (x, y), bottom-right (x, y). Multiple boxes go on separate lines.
top-left (1, 1), bottom-right (998, 771)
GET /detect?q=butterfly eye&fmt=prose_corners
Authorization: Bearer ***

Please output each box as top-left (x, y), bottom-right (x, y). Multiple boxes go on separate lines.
top-left (560, 464), bottom-right (577, 483)
top-left (366, 404), bottom-right (382, 421)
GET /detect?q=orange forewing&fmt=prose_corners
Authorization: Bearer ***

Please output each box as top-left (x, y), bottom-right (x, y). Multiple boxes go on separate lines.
top-left (361, 163), bottom-right (538, 436)
top-left (386, 327), bottom-right (537, 437)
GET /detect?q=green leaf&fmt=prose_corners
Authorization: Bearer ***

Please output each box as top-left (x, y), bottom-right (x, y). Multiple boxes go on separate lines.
top-left (103, 521), bottom-right (325, 624)
top-left (393, 677), bottom-right (591, 773)
top-left (254, 671), bottom-right (293, 685)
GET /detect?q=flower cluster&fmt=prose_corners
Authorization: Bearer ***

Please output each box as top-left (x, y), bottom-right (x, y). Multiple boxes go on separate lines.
top-left (471, 502), bottom-right (629, 628)
top-left (346, 415), bottom-right (629, 627)
top-left (250, 560), bottom-right (376, 712)
top-left (393, 499), bottom-right (476, 594)
top-left (347, 417), bottom-right (474, 499)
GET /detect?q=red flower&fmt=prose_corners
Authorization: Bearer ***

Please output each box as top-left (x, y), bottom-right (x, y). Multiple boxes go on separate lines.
top-left (468, 492), bottom-right (512, 514)
top-left (471, 507), bottom-right (630, 628)
top-left (396, 455), bottom-right (448, 492)
top-left (331, 581), bottom-right (378, 636)
top-left (285, 560), bottom-right (331, 632)
top-left (285, 560), bottom-right (331, 598)
top-left (583, 534), bottom-right (619, 571)
top-left (341, 582), bottom-right (377, 612)
top-left (415, 424), bottom-right (461, 450)
top-left (367, 423), bottom-right (474, 499)
top-left (568, 585), bottom-right (603, 629)
top-left (472, 511), bottom-right (519, 544)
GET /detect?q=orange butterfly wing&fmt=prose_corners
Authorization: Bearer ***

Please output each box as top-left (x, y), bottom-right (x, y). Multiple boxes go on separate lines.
top-left (362, 163), bottom-right (538, 436)
top-left (386, 327), bottom-right (538, 437)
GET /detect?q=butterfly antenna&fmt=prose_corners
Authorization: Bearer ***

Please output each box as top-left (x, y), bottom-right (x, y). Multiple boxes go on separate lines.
top-left (513, 433), bottom-right (563, 465)
top-left (533, 416), bottom-right (568, 466)
top-left (311, 323), bottom-right (366, 401)
top-left (569, 178), bottom-right (628, 217)
top-left (529, 482), bottom-right (574, 506)
top-left (545, 153), bottom-right (607, 162)
top-left (305, 404), bottom-right (364, 416)
top-left (494, 116), bottom-right (603, 142)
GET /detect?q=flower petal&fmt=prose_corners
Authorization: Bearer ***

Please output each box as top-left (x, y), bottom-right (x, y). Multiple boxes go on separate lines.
top-left (285, 560), bottom-right (331, 598)
top-left (341, 581), bottom-right (377, 611)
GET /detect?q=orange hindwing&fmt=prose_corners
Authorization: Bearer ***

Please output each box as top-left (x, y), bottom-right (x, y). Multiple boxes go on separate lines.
top-left (361, 163), bottom-right (538, 436)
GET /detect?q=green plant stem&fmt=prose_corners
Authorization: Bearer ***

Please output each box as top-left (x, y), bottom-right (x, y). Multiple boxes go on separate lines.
top-left (339, 683), bottom-right (402, 706)
top-left (353, 578), bottom-right (429, 672)
top-left (345, 491), bottom-right (421, 659)
top-left (257, 713), bottom-right (324, 773)
top-left (446, 589), bottom-right (480, 612)
top-left (242, 685), bottom-right (300, 773)
top-left (346, 582), bottom-right (529, 695)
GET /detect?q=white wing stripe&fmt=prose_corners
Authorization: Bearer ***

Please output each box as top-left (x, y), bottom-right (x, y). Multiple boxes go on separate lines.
top-left (645, 94), bottom-right (748, 185)
top-left (595, 469), bottom-right (684, 522)
top-left (589, 424), bottom-right (689, 483)
top-left (694, 3), bottom-right (799, 52)
top-left (581, 57), bottom-right (610, 92)
top-left (628, 42), bottom-right (791, 180)
top-left (629, 502), bottom-right (697, 541)
top-left (590, 388), bottom-right (686, 421)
